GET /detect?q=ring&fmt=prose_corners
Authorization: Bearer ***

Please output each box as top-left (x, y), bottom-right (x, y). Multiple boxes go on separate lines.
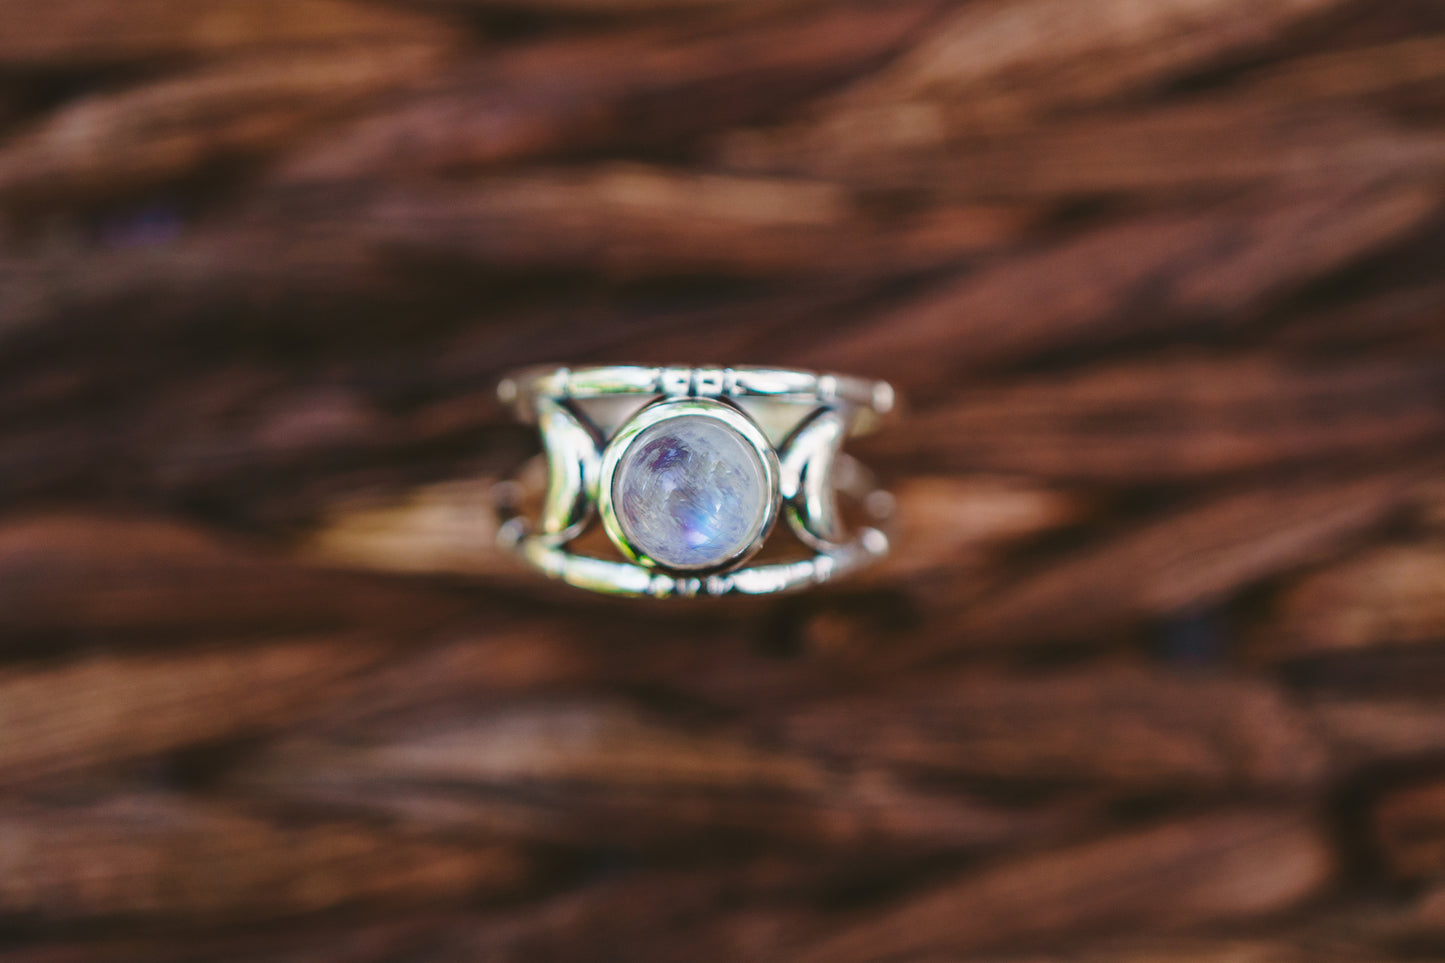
top-left (495, 365), bottom-right (895, 598)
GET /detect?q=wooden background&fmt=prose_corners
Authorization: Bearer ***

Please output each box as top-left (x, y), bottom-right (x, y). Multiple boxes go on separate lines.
top-left (1, 0), bottom-right (1444, 959)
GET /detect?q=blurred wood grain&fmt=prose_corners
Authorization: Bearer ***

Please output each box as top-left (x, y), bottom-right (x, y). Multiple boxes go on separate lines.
top-left (0, 795), bottom-right (531, 923)
top-left (0, 0), bottom-right (462, 66)
top-left (791, 809), bottom-right (1334, 963)
top-left (0, 0), bottom-right (1442, 959)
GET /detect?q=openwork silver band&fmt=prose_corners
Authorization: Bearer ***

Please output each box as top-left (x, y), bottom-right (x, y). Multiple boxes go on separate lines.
top-left (495, 365), bottom-right (895, 598)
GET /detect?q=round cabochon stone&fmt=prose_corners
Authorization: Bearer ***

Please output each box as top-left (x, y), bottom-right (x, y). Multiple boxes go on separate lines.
top-left (612, 413), bottom-right (771, 571)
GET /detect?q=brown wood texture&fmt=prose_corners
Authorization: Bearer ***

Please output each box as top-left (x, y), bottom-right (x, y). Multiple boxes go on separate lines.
top-left (0, 0), bottom-right (1443, 959)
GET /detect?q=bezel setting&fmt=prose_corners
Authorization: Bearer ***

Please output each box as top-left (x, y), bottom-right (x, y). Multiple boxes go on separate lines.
top-left (496, 365), bottom-right (894, 598)
top-left (597, 397), bottom-right (780, 576)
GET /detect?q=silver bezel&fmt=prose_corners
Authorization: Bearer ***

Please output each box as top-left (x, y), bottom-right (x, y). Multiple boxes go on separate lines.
top-left (596, 397), bottom-right (780, 576)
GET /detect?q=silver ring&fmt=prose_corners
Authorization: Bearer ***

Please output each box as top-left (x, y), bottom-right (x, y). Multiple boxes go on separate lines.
top-left (495, 365), bottom-right (895, 598)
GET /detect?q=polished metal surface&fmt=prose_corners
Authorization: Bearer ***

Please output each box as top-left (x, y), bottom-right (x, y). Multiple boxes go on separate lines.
top-left (496, 365), bottom-right (894, 598)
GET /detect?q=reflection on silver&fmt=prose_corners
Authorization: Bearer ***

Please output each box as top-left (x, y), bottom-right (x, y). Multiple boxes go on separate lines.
top-left (535, 397), bottom-right (601, 542)
top-left (497, 365), bottom-right (894, 598)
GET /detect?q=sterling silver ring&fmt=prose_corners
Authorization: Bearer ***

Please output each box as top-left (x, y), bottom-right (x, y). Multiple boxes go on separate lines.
top-left (495, 365), bottom-right (895, 598)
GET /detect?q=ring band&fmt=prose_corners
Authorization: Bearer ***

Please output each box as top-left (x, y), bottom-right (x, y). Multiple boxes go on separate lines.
top-left (495, 365), bottom-right (895, 598)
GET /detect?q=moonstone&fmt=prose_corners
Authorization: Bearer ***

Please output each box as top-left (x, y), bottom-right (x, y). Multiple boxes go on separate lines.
top-left (613, 414), bottom-right (770, 570)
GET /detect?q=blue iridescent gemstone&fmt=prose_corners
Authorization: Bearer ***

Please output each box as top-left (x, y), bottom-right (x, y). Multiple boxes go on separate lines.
top-left (613, 414), bottom-right (770, 570)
